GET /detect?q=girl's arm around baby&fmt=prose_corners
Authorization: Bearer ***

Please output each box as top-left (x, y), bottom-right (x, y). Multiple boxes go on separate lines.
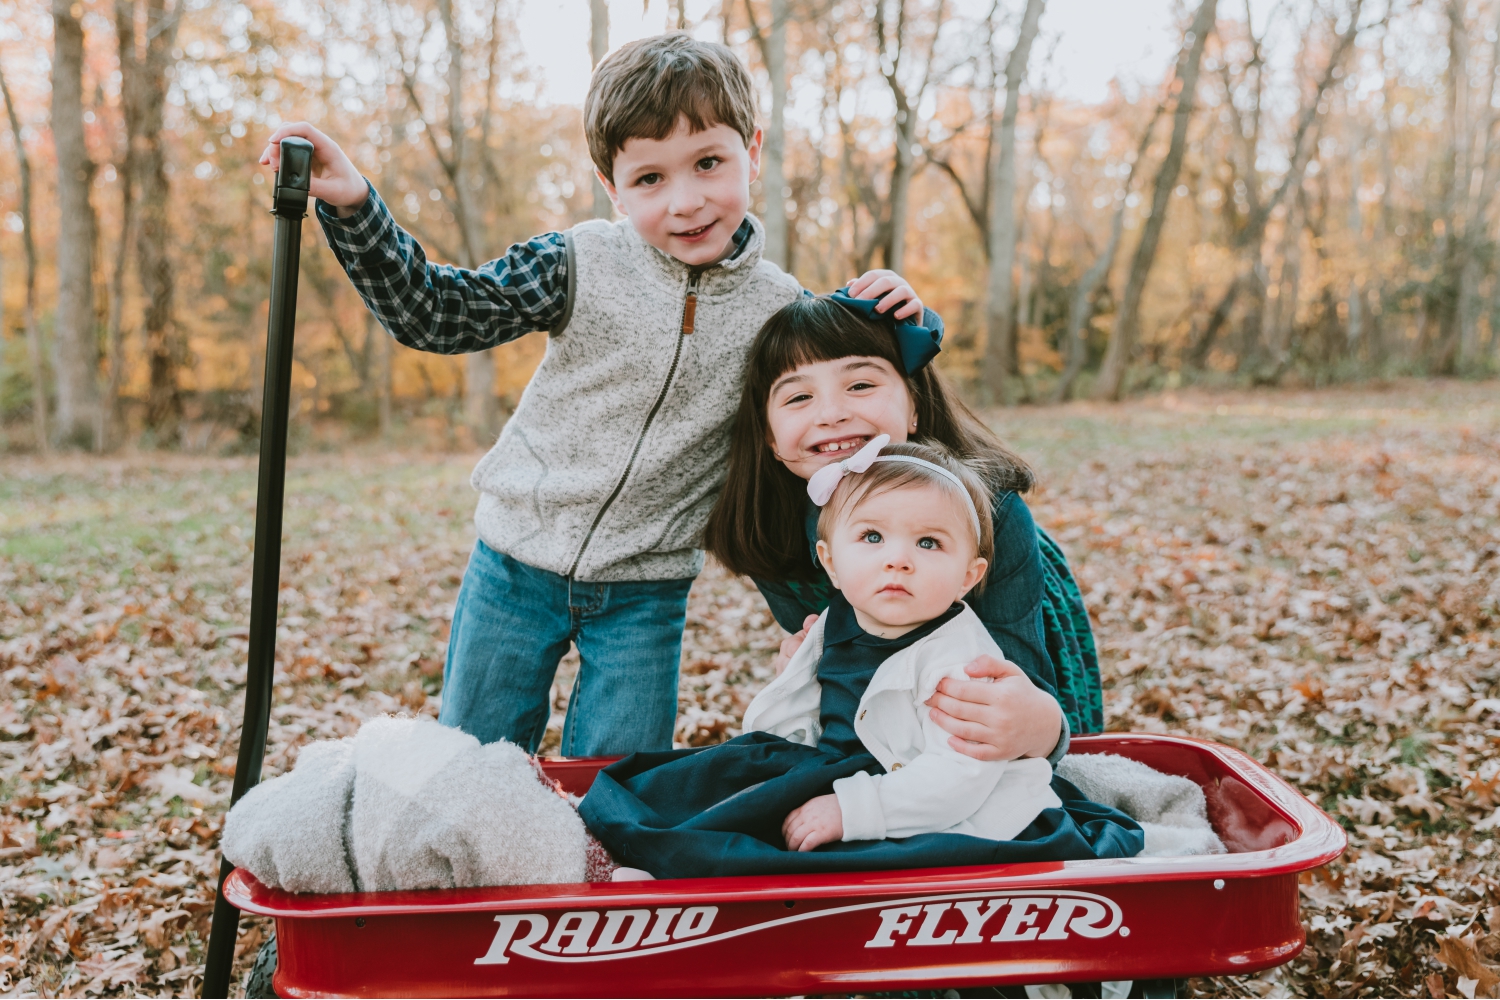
top-left (263, 122), bottom-right (567, 355)
top-left (832, 656), bottom-right (1060, 842)
top-left (832, 716), bottom-right (1009, 841)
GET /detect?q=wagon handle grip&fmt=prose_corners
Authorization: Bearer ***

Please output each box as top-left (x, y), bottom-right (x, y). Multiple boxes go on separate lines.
top-left (202, 135), bottom-right (313, 999)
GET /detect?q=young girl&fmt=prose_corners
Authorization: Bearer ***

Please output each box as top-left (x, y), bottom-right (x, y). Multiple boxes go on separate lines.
top-left (704, 294), bottom-right (1104, 766)
top-left (579, 441), bottom-right (1141, 878)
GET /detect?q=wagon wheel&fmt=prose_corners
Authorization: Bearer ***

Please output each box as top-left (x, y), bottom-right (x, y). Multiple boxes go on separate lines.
top-left (924, 983), bottom-right (1182, 995)
top-left (948, 979), bottom-right (1180, 998)
top-left (243, 934), bottom-right (279, 999)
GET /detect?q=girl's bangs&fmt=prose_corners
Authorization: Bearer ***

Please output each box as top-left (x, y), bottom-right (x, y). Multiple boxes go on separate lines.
top-left (752, 298), bottom-right (904, 393)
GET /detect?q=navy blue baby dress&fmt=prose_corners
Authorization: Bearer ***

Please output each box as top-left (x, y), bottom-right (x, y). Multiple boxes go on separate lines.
top-left (579, 591), bottom-right (1142, 879)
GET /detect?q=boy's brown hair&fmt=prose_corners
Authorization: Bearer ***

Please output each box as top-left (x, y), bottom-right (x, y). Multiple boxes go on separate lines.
top-left (584, 33), bottom-right (758, 183)
top-left (817, 441), bottom-right (996, 570)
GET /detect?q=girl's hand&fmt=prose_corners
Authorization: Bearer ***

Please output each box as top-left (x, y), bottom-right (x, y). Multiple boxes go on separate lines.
top-left (783, 794), bottom-right (843, 851)
top-left (926, 655), bottom-right (1063, 762)
top-left (260, 123), bottom-right (369, 214)
top-left (846, 269), bottom-right (925, 321)
top-left (769, 614), bottom-right (819, 677)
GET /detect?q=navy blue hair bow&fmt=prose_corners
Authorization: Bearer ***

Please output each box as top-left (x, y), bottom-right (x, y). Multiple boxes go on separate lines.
top-left (827, 288), bottom-right (944, 374)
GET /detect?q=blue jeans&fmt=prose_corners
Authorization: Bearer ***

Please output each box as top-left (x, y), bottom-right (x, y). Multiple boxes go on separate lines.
top-left (439, 541), bottom-right (694, 756)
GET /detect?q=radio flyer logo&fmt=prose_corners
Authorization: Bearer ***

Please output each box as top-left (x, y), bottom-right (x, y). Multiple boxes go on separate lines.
top-left (475, 891), bottom-right (1125, 965)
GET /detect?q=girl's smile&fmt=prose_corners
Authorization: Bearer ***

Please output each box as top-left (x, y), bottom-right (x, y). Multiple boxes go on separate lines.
top-left (767, 356), bottom-right (917, 482)
top-left (813, 435), bottom-right (871, 454)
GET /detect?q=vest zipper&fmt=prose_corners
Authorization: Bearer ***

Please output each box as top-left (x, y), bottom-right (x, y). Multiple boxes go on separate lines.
top-left (681, 271), bottom-right (699, 334)
top-left (566, 268), bottom-right (701, 578)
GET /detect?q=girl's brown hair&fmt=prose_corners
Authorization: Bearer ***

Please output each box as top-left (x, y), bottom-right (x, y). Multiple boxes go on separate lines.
top-left (817, 441), bottom-right (996, 569)
top-left (704, 296), bottom-right (1033, 581)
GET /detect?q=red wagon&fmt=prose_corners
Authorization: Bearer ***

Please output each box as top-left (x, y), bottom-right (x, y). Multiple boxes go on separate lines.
top-left (202, 140), bottom-right (1345, 999)
top-left (223, 732), bottom-right (1345, 998)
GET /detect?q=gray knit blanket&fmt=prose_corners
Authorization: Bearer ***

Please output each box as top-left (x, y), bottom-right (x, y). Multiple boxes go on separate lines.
top-left (222, 715), bottom-right (588, 893)
top-left (1056, 752), bottom-right (1226, 857)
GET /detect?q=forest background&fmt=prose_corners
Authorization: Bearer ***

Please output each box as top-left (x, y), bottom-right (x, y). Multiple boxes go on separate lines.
top-left (3, 0), bottom-right (1500, 996)
top-left (3, 0), bottom-right (1500, 455)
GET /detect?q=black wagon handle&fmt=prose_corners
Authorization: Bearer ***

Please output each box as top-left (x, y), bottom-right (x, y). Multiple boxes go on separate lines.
top-left (201, 135), bottom-right (314, 999)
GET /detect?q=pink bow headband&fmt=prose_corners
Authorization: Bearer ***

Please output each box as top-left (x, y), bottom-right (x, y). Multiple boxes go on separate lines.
top-left (806, 434), bottom-right (982, 539)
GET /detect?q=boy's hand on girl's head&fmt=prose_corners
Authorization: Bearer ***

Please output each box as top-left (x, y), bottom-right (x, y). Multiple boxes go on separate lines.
top-left (259, 122), bottom-right (369, 215)
top-left (770, 614), bottom-right (820, 677)
top-left (845, 269), bottom-right (925, 322)
top-left (926, 655), bottom-right (1063, 763)
top-left (782, 794), bottom-right (843, 852)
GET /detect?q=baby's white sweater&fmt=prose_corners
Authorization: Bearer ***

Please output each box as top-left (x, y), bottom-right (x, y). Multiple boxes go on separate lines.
top-left (743, 604), bottom-right (1060, 843)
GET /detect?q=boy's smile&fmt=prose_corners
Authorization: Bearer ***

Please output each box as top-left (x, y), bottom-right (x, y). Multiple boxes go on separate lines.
top-left (601, 118), bottom-right (762, 268)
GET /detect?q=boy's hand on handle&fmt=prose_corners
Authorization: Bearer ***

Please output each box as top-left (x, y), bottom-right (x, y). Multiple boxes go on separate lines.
top-left (260, 123), bottom-right (369, 216)
top-left (846, 269), bottom-right (925, 321)
top-left (926, 655), bottom-right (1063, 763)
top-left (769, 614), bottom-right (820, 677)
top-left (783, 794), bottom-right (843, 851)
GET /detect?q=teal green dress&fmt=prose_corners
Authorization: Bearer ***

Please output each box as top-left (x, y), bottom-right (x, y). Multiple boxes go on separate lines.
top-left (753, 491), bottom-right (1104, 737)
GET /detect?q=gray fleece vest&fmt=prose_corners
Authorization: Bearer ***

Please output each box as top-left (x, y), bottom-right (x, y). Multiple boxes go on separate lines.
top-left (471, 215), bottom-right (802, 582)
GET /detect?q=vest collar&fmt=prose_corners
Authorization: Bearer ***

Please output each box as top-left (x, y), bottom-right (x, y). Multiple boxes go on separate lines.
top-left (623, 213), bottom-right (769, 296)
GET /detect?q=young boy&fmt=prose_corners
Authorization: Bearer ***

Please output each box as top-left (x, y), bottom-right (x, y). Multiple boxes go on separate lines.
top-left (260, 34), bottom-right (929, 758)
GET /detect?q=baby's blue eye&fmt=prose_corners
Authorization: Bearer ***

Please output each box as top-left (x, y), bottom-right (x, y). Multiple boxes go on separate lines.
top-left (861, 530), bottom-right (883, 544)
top-left (917, 537), bottom-right (939, 550)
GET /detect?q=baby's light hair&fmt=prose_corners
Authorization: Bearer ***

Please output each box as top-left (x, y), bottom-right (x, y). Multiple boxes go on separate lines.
top-left (816, 441), bottom-right (994, 567)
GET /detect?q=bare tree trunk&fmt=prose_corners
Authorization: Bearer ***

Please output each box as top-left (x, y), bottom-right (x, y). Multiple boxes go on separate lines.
top-left (763, 0), bottom-right (789, 267)
top-left (1457, 2), bottom-right (1500, 368)
top-left (426, 0), bottom-right (499, 443)
top-left (51, 0), bottom-right (102, 448)
top-left (0, 58), bottom-right (48, 453)
top-left (1344, 118), bottom-right (1364, 352)
top-left (1053, 102), bottom-right (1165, 402)
top-left (107, 0), bottom-right (145, 452)
top-left (372, 311), bottom-right (392, 437)
top-left (743, 0), bottom-right (789, 266)
top-left (121, 0), bottom-right (183, 445)
top-left (1198, 0), bottom-right (1363, 376)
top-left (590, 0), bottom-right (612, 219)
top-left (1265, 197), bottom-right (1304, 366)
top-left (102, 166), bottom-right (134, 450)
top-left (979, 0), bottom-right (1045, 404)
top-left (885, 108), bottom-right (915, 271)
top-left (872, 0), bottom-right (945, 273)
top-left (1093, 0), bottom-right (1216, 401)
top-left (1433, 0), bottom-right (1468, 371)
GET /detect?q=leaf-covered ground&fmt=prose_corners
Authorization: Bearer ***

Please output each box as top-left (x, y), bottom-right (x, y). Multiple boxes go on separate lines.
top-left (2, 380), bottom-right (1498, 998)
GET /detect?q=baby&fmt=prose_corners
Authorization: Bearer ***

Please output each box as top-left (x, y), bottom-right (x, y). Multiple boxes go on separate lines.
top-left (582, 438), bottom-right (1141, 878)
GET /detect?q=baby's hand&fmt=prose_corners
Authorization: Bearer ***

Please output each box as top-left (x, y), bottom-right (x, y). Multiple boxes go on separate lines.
top-left (846, 269), bottom-right (925, 321)
top-left (782, 794), bottom-right (843, 852)
top-left (769, 614), bottom-right (819, 677)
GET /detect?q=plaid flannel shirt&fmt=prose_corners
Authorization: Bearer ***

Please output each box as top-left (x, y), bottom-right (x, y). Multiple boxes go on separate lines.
top-left (317, 181), bottom-right (754, 354)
